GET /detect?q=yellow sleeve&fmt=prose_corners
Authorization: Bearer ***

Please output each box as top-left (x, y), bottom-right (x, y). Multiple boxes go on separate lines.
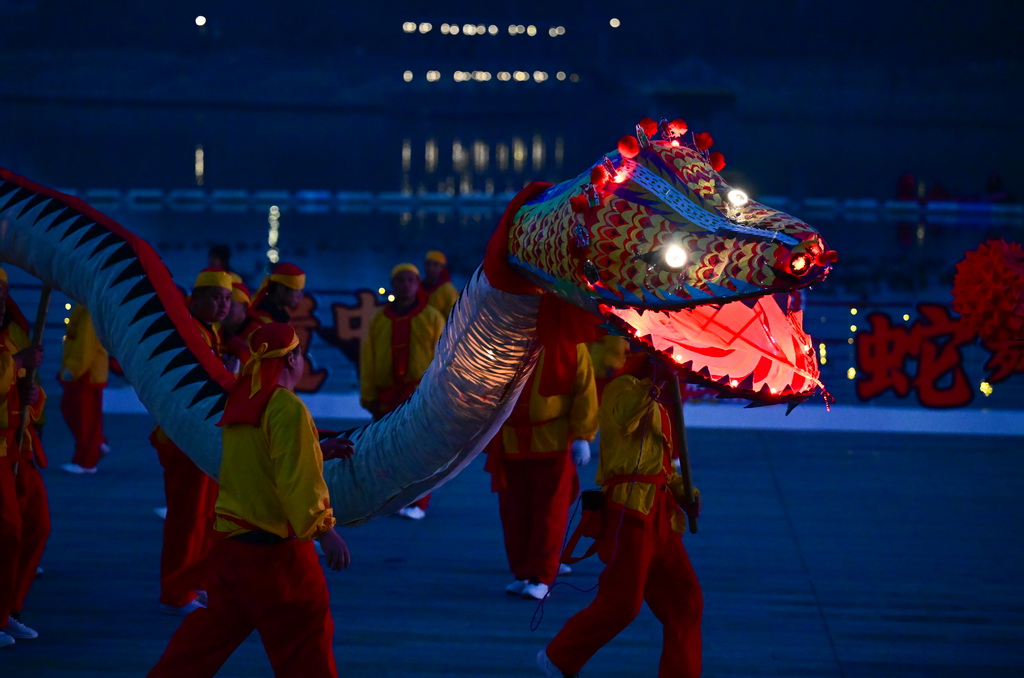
top-left (265, 394), bottom-right (336, 540)
top-left (61, 307), bottom-right (107, 381)
top-left (568, 344), bottom-right (599, 441)
top-left (359, 312), bottom-right (383, 407)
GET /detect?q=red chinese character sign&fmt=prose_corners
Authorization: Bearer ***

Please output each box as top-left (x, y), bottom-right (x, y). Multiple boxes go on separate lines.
top-left (854, 239), bottom-right (1024, 408)
top-left (855, 303), bottom-right (977, 408)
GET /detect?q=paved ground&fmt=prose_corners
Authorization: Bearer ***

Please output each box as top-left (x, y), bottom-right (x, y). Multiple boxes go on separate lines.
top-left (2, 413), bottom-right (1023, 677)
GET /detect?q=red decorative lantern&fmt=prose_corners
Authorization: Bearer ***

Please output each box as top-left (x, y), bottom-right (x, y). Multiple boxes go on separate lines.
top-left (694, 132), bottom-right (714, 150)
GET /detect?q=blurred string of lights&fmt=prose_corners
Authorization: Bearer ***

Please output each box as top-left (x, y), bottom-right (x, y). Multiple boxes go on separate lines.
top-left (401, 22), bottom-right (567, 36)
top-left (266, 205), bottom-right (281, 264)
top-left (401, 135), bottom-right (563, 195)
top-left (404, 70), bottom-right (579, 83)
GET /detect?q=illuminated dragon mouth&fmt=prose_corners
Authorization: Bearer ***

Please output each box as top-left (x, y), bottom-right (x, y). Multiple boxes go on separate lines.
top-left (600, 293), bottom-right (827, 405)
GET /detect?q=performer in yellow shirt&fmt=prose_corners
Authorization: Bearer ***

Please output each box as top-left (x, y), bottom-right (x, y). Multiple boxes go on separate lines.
top-left (0, 269), bottom-right (48, 648)
top-left (486, 344), bottom-right (598, 601)
top-left (148, 322), bottom-right (351, 677)
top-left (539, 355), bottom-right (703, 678)
top-left (360, 263), bottom-right (444, 519)
top-left (419, 249), bottom-right (459, 320)
top-left (58, 305), bottom-right (109, 474)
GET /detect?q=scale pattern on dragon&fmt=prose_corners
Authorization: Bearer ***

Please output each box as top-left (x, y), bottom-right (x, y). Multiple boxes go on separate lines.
top-left (0, 117), bottom-right (836, 526)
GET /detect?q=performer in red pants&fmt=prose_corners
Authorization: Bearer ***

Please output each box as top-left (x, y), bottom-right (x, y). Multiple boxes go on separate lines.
top-left (539, 357), bottom-right (703, 678)
top-left (148, 322), bottom-right (351, 677)
top-left (151, 269), bottom-right (233, 615)
top-left (59, 305), bottom-right (109, 474)
top-left (486, 343), bottom-right (597, 600)
top-left (0, 269), bottom-right (49, 648)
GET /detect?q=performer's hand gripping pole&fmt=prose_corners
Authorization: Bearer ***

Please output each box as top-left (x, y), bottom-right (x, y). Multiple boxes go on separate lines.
top-left (667, 375), bottom-right (699, 534)
top-left (15, 286), bottom-right (52, 467)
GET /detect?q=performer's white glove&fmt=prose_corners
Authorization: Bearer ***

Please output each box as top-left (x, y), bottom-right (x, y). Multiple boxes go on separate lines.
top-left (571, 439), bottom-right (591, 467)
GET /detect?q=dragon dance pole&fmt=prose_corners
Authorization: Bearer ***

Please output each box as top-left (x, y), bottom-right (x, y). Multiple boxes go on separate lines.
top-left (667, 375), bottom-right (698, 534)
top-left (15, 286), bottom-right (52, 468)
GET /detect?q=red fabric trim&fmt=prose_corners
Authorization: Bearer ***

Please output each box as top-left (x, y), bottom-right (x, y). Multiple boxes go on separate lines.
top-left (483, 182), bottom-right (550, 295)
top-left (0, 169), bottom-right (236, 392)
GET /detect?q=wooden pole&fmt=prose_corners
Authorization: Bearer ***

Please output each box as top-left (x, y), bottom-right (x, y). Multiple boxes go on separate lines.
top-left (667, 374), bottom-right (698, 533)
top-left (15, 286), bottom-right (52, 459)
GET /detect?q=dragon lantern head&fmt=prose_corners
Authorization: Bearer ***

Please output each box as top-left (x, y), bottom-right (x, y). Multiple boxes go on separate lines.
top-left (507, 118), bottom-right (837, 405)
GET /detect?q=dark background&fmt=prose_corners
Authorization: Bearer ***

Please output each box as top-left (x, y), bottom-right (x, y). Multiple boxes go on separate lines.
top-left (1, 1), bottom-right (1021, 201)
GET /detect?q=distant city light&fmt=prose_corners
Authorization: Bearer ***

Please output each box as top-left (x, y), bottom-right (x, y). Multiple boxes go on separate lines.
top-left (65, 303), bottom-right (72, 310)
top-left (847, 367), bottom-right (856, 380)
top-left (387, 294), bottom-right (396, 302)
top-left (609, 18), bottom-right (621, 28)
top-left (194, 145), bottom-right (204, 186)
top-left (195, 16), bottom-right (206, 27)
top-left (402, 22), bottom-right (416, 33)
top-left (426, 70), bottom-right (441, 82)
top-left (403, 70), bottom-right (413, 82)
top-left (569, 73), bottom-right (580, 82)
top-left (267, 206), bottom-right (280, 264)
top-left (556, 71), bottom-right (566, 81)
top-left (902, 314), bottom-right (910, 321)
top-left (449, 24), bottom-right (460, 35)
top-left (526, 25), bottom-right (537, 36)
top-left (850, 307), bottom-right (859, 315)
top-left (378, 287), bottom-right (386, 295)
top-left (488, 25), bottom-right (498, 35)
top-left (464, 24), bottom-right (476, 35)
top-left (419, 22), bottom-right (432, 34)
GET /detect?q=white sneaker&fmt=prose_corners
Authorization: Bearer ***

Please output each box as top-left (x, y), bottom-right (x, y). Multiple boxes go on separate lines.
top-left (522, 581), bottom-right (550, 600)
top-left (505, 579), bottom-right (528, 595)
top-left (154, 507), bottom-right (168, 520)
top-left (397, 506), bottom-right (426, 520)
top-left (536, 648), bottom-right (577, 677)
top-left (0, 631), bottom-right (14, 649)
top-left (558, 563), bottom-right (572, 576)
top-left (61, 463), bottom-right (97, 475)
top-left (159, 599), bottom-right (205, 616)
top-left (3, 617), bottom-right (38, 639)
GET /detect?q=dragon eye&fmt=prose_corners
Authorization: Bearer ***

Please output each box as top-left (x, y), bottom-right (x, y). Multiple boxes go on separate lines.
top-left (663, 244), bottom-right (688, 268)
top-left (727, 189), bottom-right (749, 206)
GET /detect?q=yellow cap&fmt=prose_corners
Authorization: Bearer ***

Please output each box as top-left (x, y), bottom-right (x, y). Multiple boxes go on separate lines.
top-left (194, 268), bottom-right (233, 291)
top-left (391, 263), bottom-right (421, 279)
top-left (425, 250), bottom-right (447, 265)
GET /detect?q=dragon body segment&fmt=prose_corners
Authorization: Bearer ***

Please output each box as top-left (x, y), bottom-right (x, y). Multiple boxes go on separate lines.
top-left (0, 120), bottom-right (836, 525)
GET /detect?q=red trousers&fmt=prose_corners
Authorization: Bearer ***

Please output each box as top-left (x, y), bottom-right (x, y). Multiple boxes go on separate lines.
top-left (152, 436), bottom-right (218, 607)
top-left (547, 492), bottom-right (703, 677)
top-left (497, 454), bottom-right (578, 585)
top-left (0, 461), bottom-right (50, 626)
top-left (148, 537), bottom-right (337, 678)
top-left (60, 377), bottom-right (105, 469)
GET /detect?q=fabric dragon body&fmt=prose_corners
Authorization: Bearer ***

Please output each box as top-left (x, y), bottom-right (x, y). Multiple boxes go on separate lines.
top-left (0, 119), bottom-right (835, 526)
